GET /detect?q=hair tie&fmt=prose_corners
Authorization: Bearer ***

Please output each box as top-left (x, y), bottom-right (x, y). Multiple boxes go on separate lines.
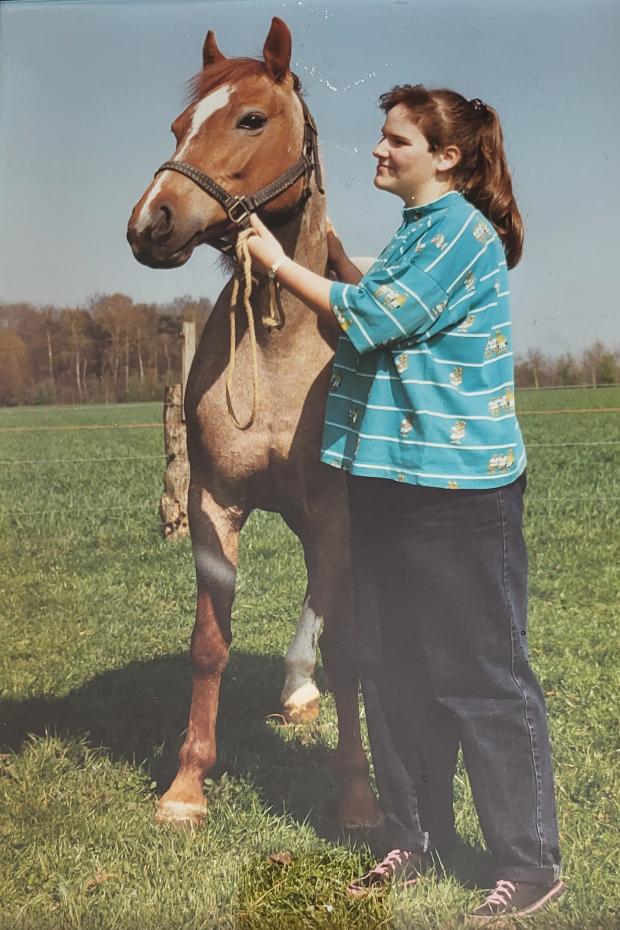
top-left (470, 98), bottom-right (486, 113)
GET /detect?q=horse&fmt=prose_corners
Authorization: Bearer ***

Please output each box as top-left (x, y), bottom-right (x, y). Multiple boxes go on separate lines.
top-left (127, 16), bottom-right (380, 829)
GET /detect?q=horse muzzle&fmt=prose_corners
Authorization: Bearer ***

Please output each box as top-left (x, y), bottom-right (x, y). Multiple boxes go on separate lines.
top-left (127, 201), bottom-right (205, 268)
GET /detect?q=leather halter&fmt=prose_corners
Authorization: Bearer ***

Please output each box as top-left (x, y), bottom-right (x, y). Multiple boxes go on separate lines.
top-left (154, 93), bottom-right (324, 254)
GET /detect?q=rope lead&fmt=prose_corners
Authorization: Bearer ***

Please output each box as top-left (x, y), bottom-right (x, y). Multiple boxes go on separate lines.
top-left (226, 229), bottom-right (284, 430)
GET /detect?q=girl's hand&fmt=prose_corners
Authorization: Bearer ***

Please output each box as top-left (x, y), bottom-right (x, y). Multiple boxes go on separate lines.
top-left (325, 217), bottom-right (347, 281)
top-left (325, 216), bottom-right (338, 238)
top-left (326, 216), bottom-right (346, 271)
top-left (243, 215), bottom-right (337, 327)
top-left (325, 215), bottom-right (363, 284)
top-left (246, 214), bottom-right (285, 273)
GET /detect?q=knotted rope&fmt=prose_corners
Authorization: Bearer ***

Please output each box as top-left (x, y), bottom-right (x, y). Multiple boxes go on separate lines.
top-left (226, 228), bottom-right (284, 430)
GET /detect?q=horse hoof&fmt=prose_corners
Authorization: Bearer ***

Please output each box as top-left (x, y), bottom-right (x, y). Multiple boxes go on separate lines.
top-left (282, 681), bottom-right (321, 724)
top-left (284, 698), bottom-right (320, 724)
top-left (341, 813), bottom-right (384, 830)
top-left (154, 799), bottom-right (207, 827)
top-left (340, 810), bottom-right (384, 830)
top-left (337, 788), bottom-right (383, 830)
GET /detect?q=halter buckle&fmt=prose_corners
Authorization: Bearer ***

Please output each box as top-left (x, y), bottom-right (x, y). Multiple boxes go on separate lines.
top-left (226, 197), bottom-right (254, 227)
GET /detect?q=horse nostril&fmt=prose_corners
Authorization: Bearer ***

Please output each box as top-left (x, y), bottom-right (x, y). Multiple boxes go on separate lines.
top-left (151, 202), bottom-right (175, 241)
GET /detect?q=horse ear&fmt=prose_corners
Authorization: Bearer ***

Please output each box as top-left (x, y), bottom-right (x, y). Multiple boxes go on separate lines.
top-left (203, 30), bottom-right (226, 68)
top-left (263, 17), bottom-right (291, 83)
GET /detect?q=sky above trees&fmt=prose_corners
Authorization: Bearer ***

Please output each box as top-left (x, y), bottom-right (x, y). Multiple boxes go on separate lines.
top-left (1, 0), bottom-right (618, 355)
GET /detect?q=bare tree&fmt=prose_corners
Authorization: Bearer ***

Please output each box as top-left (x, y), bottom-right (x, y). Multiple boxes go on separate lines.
top-left (582, 340), bottom-right (605, 387)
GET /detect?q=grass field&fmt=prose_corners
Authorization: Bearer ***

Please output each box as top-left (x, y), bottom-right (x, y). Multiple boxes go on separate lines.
top-left (1, 389), bottom-right (619, 930)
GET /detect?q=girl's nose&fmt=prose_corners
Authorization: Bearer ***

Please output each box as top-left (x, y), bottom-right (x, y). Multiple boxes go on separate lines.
top-left (373, 139), bottom-right (388, 159)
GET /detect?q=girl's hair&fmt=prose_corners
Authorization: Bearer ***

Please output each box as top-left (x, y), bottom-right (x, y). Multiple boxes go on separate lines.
top-left (379, 85), bottom-right (523, 268)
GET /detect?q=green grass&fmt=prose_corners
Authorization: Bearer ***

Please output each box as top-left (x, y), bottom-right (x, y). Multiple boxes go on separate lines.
top-left (516, 384), bottom-right (620, 412)
top-left (0, 393), bottom-right (618, 929)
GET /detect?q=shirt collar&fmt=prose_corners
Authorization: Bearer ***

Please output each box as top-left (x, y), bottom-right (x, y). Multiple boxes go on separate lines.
top-left (402, 190), bottom-right (463, 220)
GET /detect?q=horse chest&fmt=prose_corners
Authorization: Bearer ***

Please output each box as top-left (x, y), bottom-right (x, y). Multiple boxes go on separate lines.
top-left (187, 307), bottom-right (333, 480)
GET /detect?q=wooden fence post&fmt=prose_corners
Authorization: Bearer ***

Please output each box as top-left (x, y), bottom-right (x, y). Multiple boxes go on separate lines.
top-left (181, 321), bottom-right (196, 422)
top-left (160, 384), bottom-right (189, 538)
top-left (160, 322), bottom-right (196, 539)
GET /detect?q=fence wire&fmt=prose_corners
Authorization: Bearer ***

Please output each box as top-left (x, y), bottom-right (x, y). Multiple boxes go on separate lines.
top-left (2, 497), bottom-right (618, 520)
top-left (1, 407), bottom-right (619, 435)
top-left (0, 405), bottom-right (617, 518)
top-left (1, 440), bottom-right (619, 467)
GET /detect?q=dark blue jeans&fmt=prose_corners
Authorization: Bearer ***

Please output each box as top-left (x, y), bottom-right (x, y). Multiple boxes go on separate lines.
top-left (347, 472), bottom-right (561, 883)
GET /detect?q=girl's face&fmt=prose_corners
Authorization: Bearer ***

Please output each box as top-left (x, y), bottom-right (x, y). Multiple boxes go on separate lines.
top-left (372, 103), bottom-right (449, 203)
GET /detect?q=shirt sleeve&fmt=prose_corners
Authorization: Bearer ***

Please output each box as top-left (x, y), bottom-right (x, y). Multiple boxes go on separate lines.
top-left (329, 210), bottom-right (499, 354)
top-left (329, 260), bottom-right (449, 355)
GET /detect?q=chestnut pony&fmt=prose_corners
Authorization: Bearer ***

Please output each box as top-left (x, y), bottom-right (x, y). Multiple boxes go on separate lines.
top-left (127, 17), bottom-right (379, 828)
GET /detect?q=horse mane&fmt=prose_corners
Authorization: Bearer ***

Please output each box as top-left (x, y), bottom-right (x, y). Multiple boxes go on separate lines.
top-left (185, 58), bottom-right (303, 104)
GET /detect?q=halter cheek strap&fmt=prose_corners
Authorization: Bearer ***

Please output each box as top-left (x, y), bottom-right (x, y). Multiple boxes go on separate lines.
top-left (154, 95), bottom-right (324, 236)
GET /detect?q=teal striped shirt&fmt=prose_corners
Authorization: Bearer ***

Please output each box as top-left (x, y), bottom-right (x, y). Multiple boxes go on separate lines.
top-left (320, 191), bottom-right (526, 489)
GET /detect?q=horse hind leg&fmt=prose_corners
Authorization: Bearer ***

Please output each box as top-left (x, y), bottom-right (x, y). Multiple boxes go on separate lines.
top-left (318, 606), bottom-right (383, 828)
top-left (155, 486), bottom-right (243, 827)
top-left (280, 590), bottom-right (322, 724)
top-left (305, 533), bottom-right (383, 829)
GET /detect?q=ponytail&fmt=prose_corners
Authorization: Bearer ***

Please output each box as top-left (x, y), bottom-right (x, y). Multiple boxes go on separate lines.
top-left (458, 103), bottom-right (523, 268)
top-left (379, 85), bottom-right (524, 268)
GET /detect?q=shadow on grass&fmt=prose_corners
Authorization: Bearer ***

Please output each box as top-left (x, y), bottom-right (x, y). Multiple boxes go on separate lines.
top-left (0, 651), bottom-right (369, 844)
top-left (0, 651), bottom-right (493, 883)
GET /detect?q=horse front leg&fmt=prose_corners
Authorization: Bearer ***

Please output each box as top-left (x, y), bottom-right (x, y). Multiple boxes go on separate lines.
top-left (306, 534), bottom-right (383, 829)
top-left (155, 485), bottom-right (244, 827)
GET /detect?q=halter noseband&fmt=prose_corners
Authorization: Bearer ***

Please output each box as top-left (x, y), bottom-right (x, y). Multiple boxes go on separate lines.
top-left (153, 94), bottom-right (323, 250)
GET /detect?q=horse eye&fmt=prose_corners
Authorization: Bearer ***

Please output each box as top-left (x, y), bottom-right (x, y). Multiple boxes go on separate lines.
top-left (237, 113), bottom-right (267, 131)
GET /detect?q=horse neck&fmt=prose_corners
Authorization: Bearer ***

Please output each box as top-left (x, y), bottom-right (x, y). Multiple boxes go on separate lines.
top-left (254, 183), bottom-right (328, 333)
top-left (277, 183), bottom-right (327, 278)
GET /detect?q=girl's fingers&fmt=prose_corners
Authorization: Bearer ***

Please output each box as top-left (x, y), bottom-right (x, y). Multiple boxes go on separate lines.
top-left (249, 213), bottom-right (270, 236)
top-left (245, 218), bottom-right (284, 271)
top-left (248, 213), bottom-right (285, 267)
top-left (249, 213), bottom-right (280, 248)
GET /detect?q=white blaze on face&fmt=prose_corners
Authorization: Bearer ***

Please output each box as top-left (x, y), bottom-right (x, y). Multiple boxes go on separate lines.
top-left (135, 84), bottom-right (232, 232)
top-left (176, 84), bottom-right (231, 160)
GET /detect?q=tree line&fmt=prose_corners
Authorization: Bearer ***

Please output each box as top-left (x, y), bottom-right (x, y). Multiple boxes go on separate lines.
top-left (514, 344), bottom-right (619, 389)
top-left (0, 295), bottom-right (212, 405)
top-left (0, 295), bottom-right (618, 405)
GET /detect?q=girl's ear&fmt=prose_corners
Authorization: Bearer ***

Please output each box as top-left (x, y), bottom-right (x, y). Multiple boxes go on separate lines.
top-left (436, 144), bottom-right (461, 172)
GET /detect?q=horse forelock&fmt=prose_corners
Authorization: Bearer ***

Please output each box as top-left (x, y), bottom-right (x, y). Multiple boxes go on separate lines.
top-left (185, 58), bottom-right (304, 106)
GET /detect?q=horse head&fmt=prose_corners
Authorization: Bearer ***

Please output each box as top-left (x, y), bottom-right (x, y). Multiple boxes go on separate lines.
top-left (127, 17), bottom-right (319, 269)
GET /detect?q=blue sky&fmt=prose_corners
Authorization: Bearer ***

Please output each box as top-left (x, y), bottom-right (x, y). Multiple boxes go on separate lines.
top-left (0, 0), bottom-right (618, 354)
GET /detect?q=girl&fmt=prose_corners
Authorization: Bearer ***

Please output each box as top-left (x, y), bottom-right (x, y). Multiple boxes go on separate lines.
top-left (246, 84), bottom-right (565, 921)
